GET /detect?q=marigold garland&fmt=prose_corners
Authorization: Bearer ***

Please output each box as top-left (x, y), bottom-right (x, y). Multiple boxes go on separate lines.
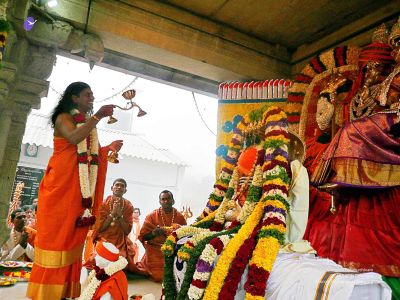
top-left (163, 106), bottom-right (292, 300)
top-left (163, 227), bottom-right (240, 300)
top-left (202, 200), bottom-right (265, 300)
top-left (187, 235), bottom-right (232, 299)
top-left (244, 108), bottom-right (290, 299)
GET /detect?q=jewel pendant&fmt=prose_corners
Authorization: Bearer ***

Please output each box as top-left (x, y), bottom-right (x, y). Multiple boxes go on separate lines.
top-left (110, 222), bottom-right (115, 226)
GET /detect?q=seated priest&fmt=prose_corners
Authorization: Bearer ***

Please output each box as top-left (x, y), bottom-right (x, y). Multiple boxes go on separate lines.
top-left (1, 208), bottom-right (36, 261)
top-left (137, 190), bottom-right (187, 282)
top-left (91, 178), bottom-right (136, 272)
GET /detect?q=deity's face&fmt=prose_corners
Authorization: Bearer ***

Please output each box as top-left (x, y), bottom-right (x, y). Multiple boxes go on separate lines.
top-left (363, 61), bottom-right (384, 86)
top-left (316, 95), bottom-right (334, 131)
top-left (72, 87), bottom-right (95, 114)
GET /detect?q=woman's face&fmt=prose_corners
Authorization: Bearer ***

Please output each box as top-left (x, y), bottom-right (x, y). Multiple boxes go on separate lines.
top-left (72, 87), bottom-right (94, 113)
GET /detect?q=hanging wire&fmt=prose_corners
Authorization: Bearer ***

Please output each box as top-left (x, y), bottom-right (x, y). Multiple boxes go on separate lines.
top-left (191, 92), bottom-right (216, 136)
top-left (49, 76), bottom-right (139, 103)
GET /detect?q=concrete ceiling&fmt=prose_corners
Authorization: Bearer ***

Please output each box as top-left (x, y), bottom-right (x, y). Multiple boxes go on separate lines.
top-left (32, 0), bottom-right (400, 95)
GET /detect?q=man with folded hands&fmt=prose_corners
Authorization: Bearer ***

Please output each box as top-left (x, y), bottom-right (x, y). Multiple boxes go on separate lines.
top-left (1, 208), bottom-right (36, 261)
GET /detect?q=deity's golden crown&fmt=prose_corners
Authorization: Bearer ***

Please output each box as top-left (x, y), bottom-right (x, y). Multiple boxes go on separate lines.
top-left (372, 23), bottom-right (388, 43)
top-left (389, 17), bottom-right (400, 48)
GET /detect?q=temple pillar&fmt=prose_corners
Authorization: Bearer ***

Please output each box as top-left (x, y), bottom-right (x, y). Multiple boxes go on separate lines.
top-left (0, 0), bottom-right (57, 243)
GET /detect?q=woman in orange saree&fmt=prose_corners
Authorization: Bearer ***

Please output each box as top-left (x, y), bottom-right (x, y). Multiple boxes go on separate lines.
top-left (26, 82), bottom-right (123, 299)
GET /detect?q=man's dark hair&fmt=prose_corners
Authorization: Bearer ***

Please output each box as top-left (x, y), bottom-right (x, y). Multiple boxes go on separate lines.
top-left (113, 178), bottom-right (127, 188)
top-left (133, 207), bottom-right (141, 215)
top-left (51, 82), bottom-right (91, 127)
top-left (159, 190), bottom-right (174, 200)
top-left (21, 205), bottom-right (33, 212)
top-left (11, 208), bottom-right (24, 220)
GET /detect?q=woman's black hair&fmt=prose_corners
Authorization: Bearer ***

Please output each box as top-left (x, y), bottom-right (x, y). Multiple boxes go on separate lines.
top-left (50, 82), bottom-right (90, 127)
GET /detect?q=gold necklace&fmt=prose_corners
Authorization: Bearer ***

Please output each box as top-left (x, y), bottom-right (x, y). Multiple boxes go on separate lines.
top-left (159, 208), bottom-right (175, 227)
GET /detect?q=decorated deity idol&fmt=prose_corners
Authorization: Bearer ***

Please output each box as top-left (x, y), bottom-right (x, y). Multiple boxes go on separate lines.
top-left (161, 106), bottom-right (391, 300)
top-left (348, 23), bottom-right (395, 121)
top-left (377, 17), bottom-right (400, 113)
top-left (305, 21), bottom-right (400, 284)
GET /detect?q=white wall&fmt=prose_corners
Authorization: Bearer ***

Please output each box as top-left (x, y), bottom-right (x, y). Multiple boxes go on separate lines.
top-left (17, 144), bottom-right (185, 221)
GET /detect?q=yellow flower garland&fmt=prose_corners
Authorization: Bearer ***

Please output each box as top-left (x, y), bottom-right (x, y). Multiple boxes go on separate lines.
top-left (202, 200), bottom-right (265, 300)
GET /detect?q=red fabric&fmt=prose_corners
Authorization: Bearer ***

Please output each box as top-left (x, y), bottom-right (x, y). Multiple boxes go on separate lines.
top-left (237, 147), bottom-right (257, 176)
top-left (305, 113), bottom-right (400, 277)
top-left (92, 270), bottom-right (128, 300)
top-left (306, 187), bottom-right (400, 276)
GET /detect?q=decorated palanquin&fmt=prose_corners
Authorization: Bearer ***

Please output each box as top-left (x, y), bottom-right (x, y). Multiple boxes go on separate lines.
top-left (161, 105), bottom-right (391, 300)
top-left (215, 79), bottom-right (294, 177)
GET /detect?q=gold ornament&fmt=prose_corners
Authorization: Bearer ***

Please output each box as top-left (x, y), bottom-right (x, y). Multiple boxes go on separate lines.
top-left (372, 23), bottom-right (389, 43)
top-left (389, 17), bottom-right (400, 48)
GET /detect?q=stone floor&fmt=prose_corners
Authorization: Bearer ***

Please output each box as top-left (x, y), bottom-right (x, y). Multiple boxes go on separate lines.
top-left (0, 278), bottom-right (162, 299)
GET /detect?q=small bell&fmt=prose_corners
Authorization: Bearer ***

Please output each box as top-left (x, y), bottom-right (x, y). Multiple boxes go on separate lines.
top-left (107, 116), bottom-right (118, 124)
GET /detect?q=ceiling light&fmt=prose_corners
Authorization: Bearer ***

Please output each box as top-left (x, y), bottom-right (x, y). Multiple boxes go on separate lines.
top-left (46, 0), bottom-right (58, 8)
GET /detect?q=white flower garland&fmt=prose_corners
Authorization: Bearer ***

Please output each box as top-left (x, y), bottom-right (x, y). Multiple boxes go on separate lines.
top-left (71, 109), bottom-right (99, 218)
top-left (79, 256), bottom-right (128, 300)
top-left (187, 235), bottom-right (232, 300)
top-left (214, 168), bottom-right (239, 223)
top-left (176, 226), bottom-right (210, 239)
top-left (237, 164), bottom-right (263, 224)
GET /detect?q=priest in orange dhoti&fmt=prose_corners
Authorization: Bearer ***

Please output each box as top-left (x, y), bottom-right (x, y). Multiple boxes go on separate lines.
top-left (137, 190), bottom-right (187, 282)
top-left (91, 178), bottom-right (137, 272)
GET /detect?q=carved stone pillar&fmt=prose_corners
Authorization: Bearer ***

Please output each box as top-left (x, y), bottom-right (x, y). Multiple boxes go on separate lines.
top-left (0, 0), bottom-right (57, 243)
top-left (0, 0), bottom-right (104, 244)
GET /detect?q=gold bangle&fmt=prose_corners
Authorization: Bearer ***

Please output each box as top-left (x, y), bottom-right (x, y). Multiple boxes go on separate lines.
top-left (92, 115), bottom-right (100, 122)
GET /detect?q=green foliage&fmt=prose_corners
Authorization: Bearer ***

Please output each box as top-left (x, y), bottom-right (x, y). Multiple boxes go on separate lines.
top-left (0, 20), bottom-right (11, 33)
top-left (258, 229), bottom-right (286, 245)
top-left (263, 194), bottom-right (290, 211)
top-left (246, 186), bottom-right (263, 202)
top-left (248, 105), bottom-right (269, 122)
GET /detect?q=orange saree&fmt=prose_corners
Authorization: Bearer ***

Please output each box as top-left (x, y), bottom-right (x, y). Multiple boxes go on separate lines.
top-left (26, 137), bottom-right (108, 299)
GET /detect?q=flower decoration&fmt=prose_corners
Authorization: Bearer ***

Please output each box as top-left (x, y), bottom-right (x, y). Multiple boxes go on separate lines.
top-left (187, 234), bottom-right (232, 299)
top-left (79, 256), bottom-right (128, 300)
top-left (163, 106), bottom-right (292, 300)
top-left (71, 109), bottom-right (99, 227)
top-left (199, 106), bottom-right (291, 300)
